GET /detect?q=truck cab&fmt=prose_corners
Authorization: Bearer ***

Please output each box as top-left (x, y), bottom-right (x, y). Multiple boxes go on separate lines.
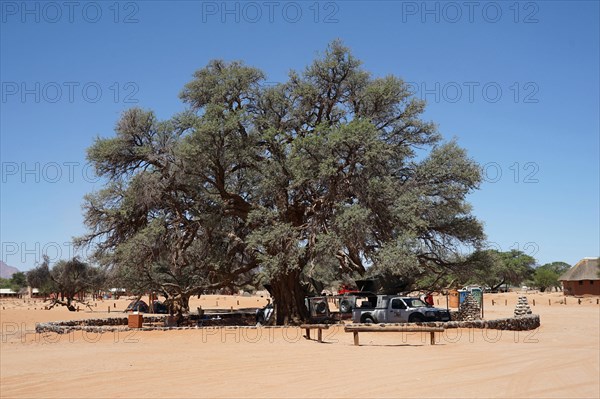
top-left (352, 295), bottom-right (450, 324)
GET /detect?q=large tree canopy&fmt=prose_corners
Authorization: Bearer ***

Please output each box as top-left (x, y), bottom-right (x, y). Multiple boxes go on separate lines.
top-left (79, 41), bottom-right (485, 324)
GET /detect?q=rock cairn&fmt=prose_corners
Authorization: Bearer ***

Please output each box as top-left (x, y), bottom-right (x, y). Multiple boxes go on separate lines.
top-left (456, 293), bottom-right (481, 321)
top-left (514, 296), bottom-right (533, 318)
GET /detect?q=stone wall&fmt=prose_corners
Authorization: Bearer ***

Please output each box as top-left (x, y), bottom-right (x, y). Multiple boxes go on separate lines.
top-left (35, 313), bottom-right (256, 334)
top-left (36, 315), bottom-right (167, 334)
top-left (36, 314), bottom-right (541, 334)
top-left (418, 314), bottom-right (540, 331)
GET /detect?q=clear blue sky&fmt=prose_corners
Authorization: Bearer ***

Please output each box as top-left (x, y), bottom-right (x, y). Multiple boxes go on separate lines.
top-left (1, 0), bottom-right (598, 271)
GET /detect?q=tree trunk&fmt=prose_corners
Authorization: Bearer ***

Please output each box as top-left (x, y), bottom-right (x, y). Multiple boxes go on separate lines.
top-left (52, 297), bottom-right (77, 311)
top-left (271, 269), bottom-right (309, 325)
top-left (166, 292), bottom-right (190, 320)
top-left (178, 293), bottom-right (190, 313)
top-left (66, 297), bottom-right (76, 312)
top-left (491, 280), bottom-right (506, 291)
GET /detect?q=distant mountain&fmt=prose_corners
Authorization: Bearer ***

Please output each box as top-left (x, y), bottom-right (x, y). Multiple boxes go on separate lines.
top-left (0, 261), bottom-right (20, 279)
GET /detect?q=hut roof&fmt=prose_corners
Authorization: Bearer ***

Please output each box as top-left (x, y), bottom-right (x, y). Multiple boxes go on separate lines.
top-left (559, 258), bottom-right (600, 281)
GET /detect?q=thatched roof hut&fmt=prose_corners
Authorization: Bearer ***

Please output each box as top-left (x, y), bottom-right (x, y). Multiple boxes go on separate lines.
top-left (559, 257), bottom-right (600, 295)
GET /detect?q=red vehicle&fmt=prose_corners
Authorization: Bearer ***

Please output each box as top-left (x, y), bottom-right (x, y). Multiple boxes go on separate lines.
top-left (337, 284), bottom-right (362, 295)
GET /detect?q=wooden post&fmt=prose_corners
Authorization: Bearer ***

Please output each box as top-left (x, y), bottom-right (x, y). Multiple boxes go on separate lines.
top-left (430, 332), bottom-right (435, 345)
top-left (305, 328), bottom-right (311, 340)
top-left (505, 299), bottom-right (507, 306)
top-left (549, 299), bottom-right (551, 306)
top-left (578, 298), bottom-right (581, 305)
top-left (353, 331), bottom-right (359, 346)
top-left (481, 294), bottom-right (484, 319)
top-left (532, 299), bottom-right (535, 306)
top-left (318, 328), bottom-right (323, 343)
top-left (492, 299), bottom-right (495, 306)
top-left (108, 307), bottom-right (110, 313)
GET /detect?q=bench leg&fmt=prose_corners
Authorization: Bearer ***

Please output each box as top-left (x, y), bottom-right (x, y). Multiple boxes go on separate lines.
top-left (353, 331), bottom-right (359, 346)
top-left (430, 332), bottom-right (435, 345)
top-left (318, 328), bottom-right (323, 343)
top-left (305, 328), bottom-right (310, 340)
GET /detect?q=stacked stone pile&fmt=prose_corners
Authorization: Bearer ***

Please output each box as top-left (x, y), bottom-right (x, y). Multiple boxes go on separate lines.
top-left (514, 296), bottom-right (533, 318)
top-left (456, 293), bottom-right (482, 321)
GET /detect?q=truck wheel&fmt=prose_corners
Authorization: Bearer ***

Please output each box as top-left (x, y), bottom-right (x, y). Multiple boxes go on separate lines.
top-left (315, 301), bottom-right (327, 314)
top-left (362, 316), bottom-right (376, 324)
top-left (409, 313), bottom-right (425, 323)
top-left (339, 300), bottom-right (352, 313)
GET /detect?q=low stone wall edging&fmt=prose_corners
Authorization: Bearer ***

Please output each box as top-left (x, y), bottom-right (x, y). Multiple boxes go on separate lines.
top-left (35, 314), bottom-right (540, 334)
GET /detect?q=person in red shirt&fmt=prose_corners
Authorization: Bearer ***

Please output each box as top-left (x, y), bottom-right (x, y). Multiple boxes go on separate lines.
top-left (425, 293), bottom-right (434, 306)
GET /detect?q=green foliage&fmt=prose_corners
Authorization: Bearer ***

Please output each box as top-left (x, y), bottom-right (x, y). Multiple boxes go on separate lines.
top-left (79, 40), bottom-right (485, 322)
top-left (26, 258), bottom-right (53, 295)
top-left (0, 272), bottom-right (27, 292)
top-left (532, 261), bottom-right (570, 292)
top-left (10, 272), bottom-right (27, 288)
top-left (26, 255), bottom-right (105, 310)
top-left (533, 268), bottom-right (559, 292)
top-left (0, 278), bottom-right (14, 290)
top-left (466, 249), bottom-right (536, 290)
top-left (539, 261), bottom-right (571, 275)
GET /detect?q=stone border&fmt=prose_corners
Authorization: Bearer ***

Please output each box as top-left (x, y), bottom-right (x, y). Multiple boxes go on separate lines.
top-left (36, 314), bottom-right (540, 334)
top-left (417, 314), bottom-right (540, 331)
top-left (35, 315), bottom-right (167, 334)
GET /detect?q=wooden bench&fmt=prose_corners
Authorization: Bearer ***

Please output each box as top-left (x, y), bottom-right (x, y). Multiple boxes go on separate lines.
top-left (300, 324), bottom-right (331, 343)
top-left (344, 324), bottom-right (445, 346)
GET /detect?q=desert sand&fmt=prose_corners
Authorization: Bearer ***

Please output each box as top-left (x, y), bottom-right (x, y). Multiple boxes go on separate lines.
top-left (1, 292), bottom-right (599, 398)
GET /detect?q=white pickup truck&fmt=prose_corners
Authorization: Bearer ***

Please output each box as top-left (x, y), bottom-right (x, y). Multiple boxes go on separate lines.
top-left (351, 294), bottom-right (450, 324)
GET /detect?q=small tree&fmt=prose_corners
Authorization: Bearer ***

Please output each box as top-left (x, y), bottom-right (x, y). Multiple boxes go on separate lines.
top-left (533, 261), bottom-right (570, 292)
top-left (26, 255), bottom-right (100, 311)
top-left (468, 249), bottom-right (536, 291)
top-left (533, 268), bottom-right (558, 292)
top-left (25, 258), bottom-right (53, 297)
top-left (10, 272), bottom-right (27, 290)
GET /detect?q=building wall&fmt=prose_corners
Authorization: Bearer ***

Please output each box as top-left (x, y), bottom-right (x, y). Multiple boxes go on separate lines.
top-left (562, 280), bottom-right (600, 296)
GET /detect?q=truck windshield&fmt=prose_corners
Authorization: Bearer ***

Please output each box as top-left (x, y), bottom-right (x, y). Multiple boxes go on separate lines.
top-left (404, 298), bottom-right (428, 308)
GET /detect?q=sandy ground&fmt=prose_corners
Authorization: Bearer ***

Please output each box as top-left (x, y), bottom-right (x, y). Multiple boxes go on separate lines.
top-left (1, 292), bottom-right (598, 398)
